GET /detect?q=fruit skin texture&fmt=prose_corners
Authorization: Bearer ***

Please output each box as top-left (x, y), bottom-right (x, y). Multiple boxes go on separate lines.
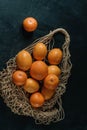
top-left (33, 42), bottom-right (47, 60)
top-left (41, 86), bottom-right (55, 100)
top-left (44, 74), bottom-right (59, 90)
top-left (16, 50), bottom-right (32, 71)
top-left (48, 48), bottom-right (63, 65)
top-left (30, 61), bottom-right (48, 80)
top-left (29, 92), bottom-right (45, 108)
top-left (12, 70), bottom-right (27, 86)
top-left (48, 65), bottom-right (61, 77)
top-left (24, 78), bottom-right (40, 93)
top-left (23, 17), bottom-right (38, 32)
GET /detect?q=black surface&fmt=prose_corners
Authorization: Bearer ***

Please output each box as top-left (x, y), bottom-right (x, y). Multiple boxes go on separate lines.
top-left (0, 0), bottom-right (87, 130)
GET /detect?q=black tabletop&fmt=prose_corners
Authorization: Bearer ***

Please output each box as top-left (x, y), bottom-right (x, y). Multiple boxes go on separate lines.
top-left (0, 0), bottom-right (87, 130)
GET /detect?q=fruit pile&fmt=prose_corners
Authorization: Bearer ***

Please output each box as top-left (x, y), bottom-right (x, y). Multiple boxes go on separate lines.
top-left (12, 42), bottom-right (63, 108)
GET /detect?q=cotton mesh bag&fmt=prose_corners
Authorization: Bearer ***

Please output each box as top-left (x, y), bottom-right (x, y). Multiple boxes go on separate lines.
top-left (0, 28), bottom-right (72, 125)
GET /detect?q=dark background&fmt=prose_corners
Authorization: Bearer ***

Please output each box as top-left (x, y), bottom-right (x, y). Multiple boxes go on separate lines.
top-left (0, 0), bottom-right (87, 130)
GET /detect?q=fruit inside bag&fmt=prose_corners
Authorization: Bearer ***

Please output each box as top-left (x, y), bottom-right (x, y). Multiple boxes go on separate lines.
top-left (0, 28), bottom-right (72, 125)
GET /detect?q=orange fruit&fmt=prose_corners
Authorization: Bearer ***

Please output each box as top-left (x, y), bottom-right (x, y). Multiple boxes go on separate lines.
top-left (23, 17), bottom-right (38, 32)
top-left (48, 65), bottom-right (61, 77)
top-left (30, 61), bottom-right (48, 80)
top-left (48, 48), bottom-right (63, 65)
top-left (16, 50), bottom-right (32, 71)
top-left (12, 70), bottom-right (27, 86)
top-left (24, 78), bottom-right (40, 93)
top-left (41, 86), bottom-right (55, 100)
top-left (44, 74), bottom-right (59, 90)
top-left (30, 92), bottom-right (45, 108)
top-left (33, 42), bottom-right (47, 60)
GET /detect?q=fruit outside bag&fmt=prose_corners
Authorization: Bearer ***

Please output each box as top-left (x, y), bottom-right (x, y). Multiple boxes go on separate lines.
top-left (0, 28), bottom-right (72, 125)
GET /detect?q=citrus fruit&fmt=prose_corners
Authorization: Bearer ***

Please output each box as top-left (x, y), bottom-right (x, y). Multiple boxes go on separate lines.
top-left (33, 42), bottom-right (47, 60)
top-left (12, 70), bottom-right (27, 86)
top-left (30, 61), bottom-right (48, 80)
top-left (16, 50), bottom-right (32, 71)
top-left (23, 17), bottom-right (38, 32)
top-left (48, 48), bottom-right (63, 65)
top-left (48, 65), bottom-right (61, 77)
top-left (24, 78), bottom-right (40, 93)
top-left (44, 74), bottom-right (59, 90)
top-left (29, 92), bottom-right (45, 108)
top-left (41, 86), bottom-right (55, 100)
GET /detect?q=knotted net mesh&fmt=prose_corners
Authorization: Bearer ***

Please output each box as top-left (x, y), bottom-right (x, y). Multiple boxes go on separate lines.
top-left (0, 28), bottom-right (72, 125)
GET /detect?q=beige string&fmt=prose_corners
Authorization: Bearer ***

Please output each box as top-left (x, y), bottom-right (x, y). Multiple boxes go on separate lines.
top-left (0, 28), bottom-right (72, 125)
